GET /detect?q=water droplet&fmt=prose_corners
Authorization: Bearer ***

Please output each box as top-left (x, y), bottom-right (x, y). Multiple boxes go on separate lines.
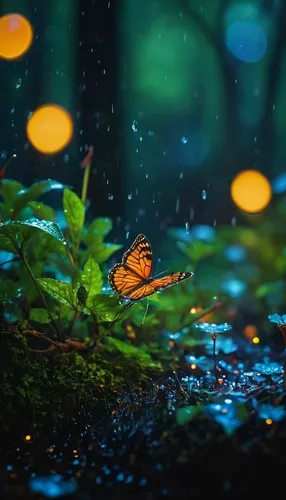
top-left (15, 79), bottom-right (22, 89)
top-left (11, 107), bottom-right (15, 114)
top-left (202, 190), bottom-right (207, 200)
top-left (63, 240), bottom-right (68, 246)
top-left (132, 120), bottom-right (138, 132)
top-left (128, 193), bottom-right (132, 200)
top-left (1, 151), bottom-right (7, 160)
top-left (108, 193), bottom-right (113, 200)
top-left (181, 136), bottom-right (188, 144)
top-left (148, 130), bottom-right (154, 136)
top-left (175, 197), bottom-right (180, 213)
top-left (231, 217), bottom-right (237, 226)
top-left (185, 222), bottom-right (189, 234)
top-left (180, 172), bottom-right (183, 179)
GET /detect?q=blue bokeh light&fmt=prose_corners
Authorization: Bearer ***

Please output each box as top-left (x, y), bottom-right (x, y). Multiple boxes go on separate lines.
top-left (226, 21), bottom-right (267, 63)
top-left (29, 474), bottom-right (78, 498)
top-left (272, 173), bottom-right (286, 194)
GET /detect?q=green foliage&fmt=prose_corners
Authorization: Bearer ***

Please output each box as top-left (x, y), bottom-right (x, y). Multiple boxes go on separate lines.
top-left (0, 218), bottom-right (65, 252)
top-left (79, 255), bottom-right (103, 307)
top-left (63, 188), bottom-right (85, 251)
top-left (37, 278), bottom-right (77, 309)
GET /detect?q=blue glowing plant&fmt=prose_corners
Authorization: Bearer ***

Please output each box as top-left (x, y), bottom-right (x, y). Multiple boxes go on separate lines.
top-left (195, 322), bottom-right (232, 386)
top-left (268, 314), bottom-right (286, 389)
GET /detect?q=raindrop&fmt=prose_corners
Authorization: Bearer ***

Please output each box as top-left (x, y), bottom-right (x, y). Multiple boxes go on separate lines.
top-left (180, 172), bottom-right (183, 179)
top-left (181, 136), bottom-right (188, 144)
top-left (185, 222), bottom-right (189, 234)
top-left (108, 193), bottom-right (113, 200)
top-left (202, 190), bottom-right (207, 200)
top-left (132, 120), bottom-right (138, 132)
top-left (15, 79), bottom-right (22, 89)
top-left (128, 193), bottom-right (132, 200)
top-left (175, 197), bottom-right (180, 213)
top-left (11, 107), bottom-right (15, 114)
top-left (1, 151), bottom-right (7, 160)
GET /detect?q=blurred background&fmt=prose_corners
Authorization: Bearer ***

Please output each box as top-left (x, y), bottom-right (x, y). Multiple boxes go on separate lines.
top-left (0, 0), bottom-right (286, 244)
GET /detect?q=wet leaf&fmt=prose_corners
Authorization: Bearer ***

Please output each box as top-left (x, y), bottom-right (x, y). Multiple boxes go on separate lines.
top-left (107, 337), bottom-right (158, 367)
top-left (80, 255), bottom-right (103, 307)
top-left (13, 180), bottom-right (66, 215)
top-left (28, 201), bottom-right (55, 221)
top-left (83, 217), bottom-right (112, 245)
top-left (91, 294), bottom-right (121, 321)
top-left (37, 278), bottom-right (77, 309)
top-left (63, 188), bottom-right (85, 249)
top-left (0, 218), bottom-right (65, 252)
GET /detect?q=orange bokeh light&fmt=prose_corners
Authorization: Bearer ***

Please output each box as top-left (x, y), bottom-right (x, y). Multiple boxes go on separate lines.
top-left (0, 14), bottom-right (33, 60)
top-left (26, 105), bottom-right (73, 154)
top-left (231, 170), bottom-right (272, 213)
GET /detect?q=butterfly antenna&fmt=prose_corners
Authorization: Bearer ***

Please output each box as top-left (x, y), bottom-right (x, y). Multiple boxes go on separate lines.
top-left (141, 299), bottom-right (149, 325)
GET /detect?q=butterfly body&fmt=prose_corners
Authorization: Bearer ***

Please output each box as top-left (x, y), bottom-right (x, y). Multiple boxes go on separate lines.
top-left (108, 233), bottom-right (193, 302)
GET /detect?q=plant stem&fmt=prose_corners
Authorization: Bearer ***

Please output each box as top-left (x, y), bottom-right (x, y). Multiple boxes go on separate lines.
top-left (81, 160), bottom-right (91, 207)
top-left (277, 325), bottom-right (286, 390)
top-left (20, 251), bottom-right (62, 341)
top-left (68, 311), bottom-right (79, 338)
top-left (212, 334), bottom-right (219, 386)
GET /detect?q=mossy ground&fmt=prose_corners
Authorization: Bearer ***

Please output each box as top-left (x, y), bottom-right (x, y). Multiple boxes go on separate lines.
top-left (0, 330), bottom-right (161, 434)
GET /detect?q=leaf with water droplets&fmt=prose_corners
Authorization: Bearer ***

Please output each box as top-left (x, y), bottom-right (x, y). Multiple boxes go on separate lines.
top-left (92, 294), bottom-right (121, 321)
top-left (28, 201), bottom-right (55, 220)
top-left (80, 255), bottom-right (103, 308)
top-left (37, 278), bottom-right (77, 309)
top-left (0, 218), bottom-right (65, 253)
top-left (63, 188), bottom-right (85, 249)
top-left (13, 180), bottom-right (67, 215)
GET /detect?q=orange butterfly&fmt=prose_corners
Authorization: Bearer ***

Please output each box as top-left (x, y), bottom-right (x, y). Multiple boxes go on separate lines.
top-left (108, 234), bottom-right (193, 302)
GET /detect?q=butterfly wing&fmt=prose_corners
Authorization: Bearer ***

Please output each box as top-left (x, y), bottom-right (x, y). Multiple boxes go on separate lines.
top-left (127, 271), bottom-right (193, 301)
top-left (108, 234), bottom-right (153, 297)
top-left (122, 233), bottom-right (152, 280)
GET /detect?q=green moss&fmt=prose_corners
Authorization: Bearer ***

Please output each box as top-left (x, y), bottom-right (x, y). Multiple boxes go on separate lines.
top-left (0, 331), bottom-right (162, 431)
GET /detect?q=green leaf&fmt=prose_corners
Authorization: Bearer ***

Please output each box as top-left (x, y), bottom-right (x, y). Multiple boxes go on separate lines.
top-left (106, 337), bottom-right (161, 368)
top-left (29, 308), bottom-right (54, 324)
top-left (86, 242), bottom-right (122, 263)
top-left (0, 179), bottom-right (24, 206)
top-left (80, 256), bottom-right (103, 307)
top-left (63, 188), bottom-right (85, 248)
top-left (83, 217), bottom-right (112, 245)
top-left (13, 180), bottom-right (66, 215)
top-left (176, 405), bottom-right (202, 425)
top-left (91, 294), bottom-right (121, 321)
top-left (37, 278), bottom-right (77, 309)
top-left (28, 201), bottom-right (55, 220)
top-left (0, 218), bottom-right (65, 252)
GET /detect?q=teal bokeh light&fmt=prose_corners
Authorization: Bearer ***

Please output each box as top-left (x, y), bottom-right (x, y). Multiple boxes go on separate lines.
top-left (226, 21), bottom-right (267, 63)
